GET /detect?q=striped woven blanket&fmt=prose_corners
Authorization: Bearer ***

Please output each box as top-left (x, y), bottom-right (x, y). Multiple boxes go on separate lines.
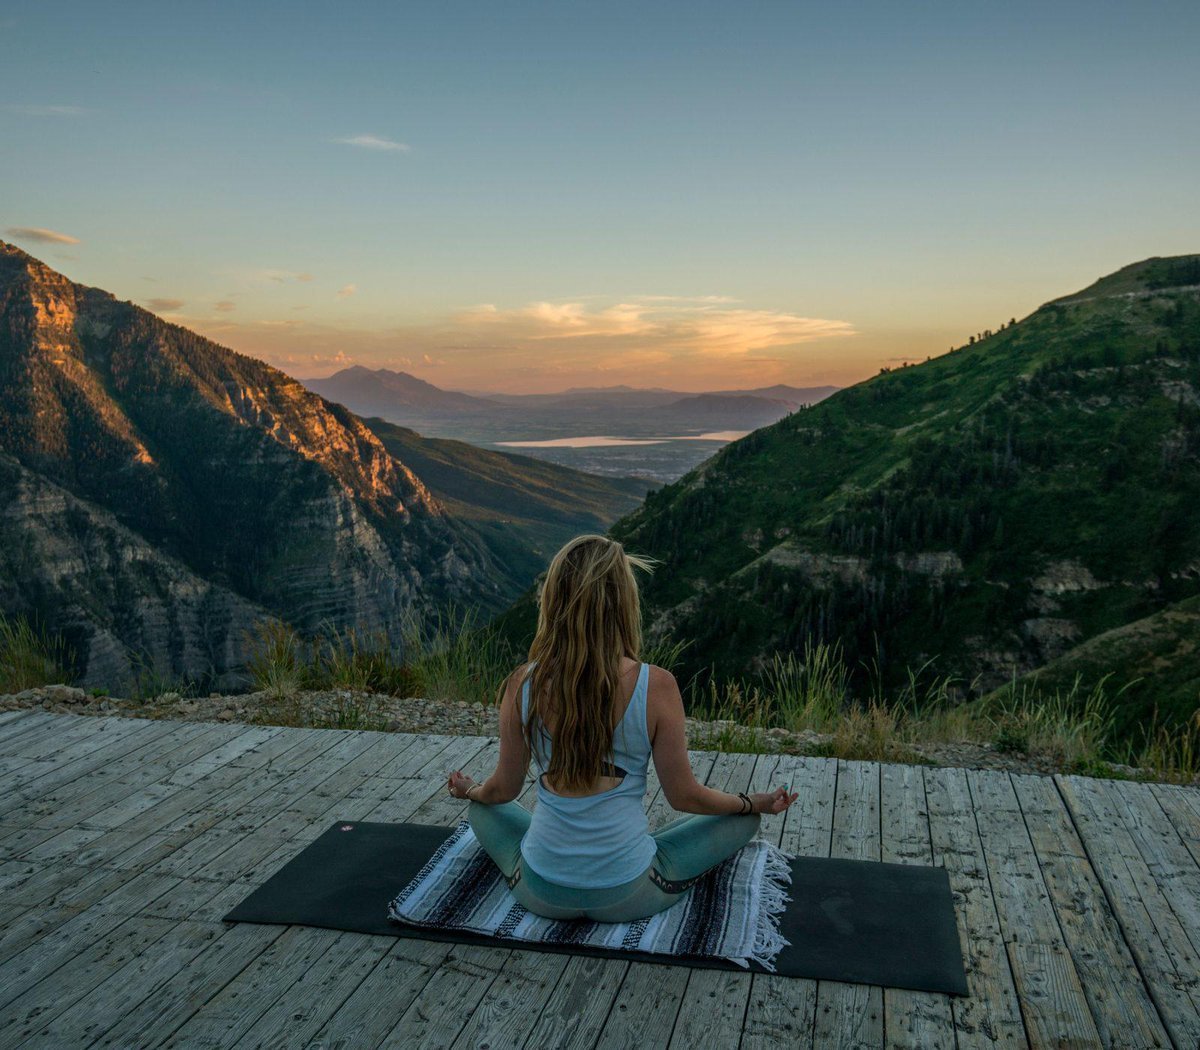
top-left (387, 821), bottom-right (794, 971)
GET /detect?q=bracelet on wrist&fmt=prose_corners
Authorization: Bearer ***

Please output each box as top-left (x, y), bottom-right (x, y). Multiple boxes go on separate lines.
top-left (737, 791), bottom-right (753, 815)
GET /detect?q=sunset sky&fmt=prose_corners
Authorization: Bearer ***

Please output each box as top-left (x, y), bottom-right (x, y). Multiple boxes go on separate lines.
top-left (3, 1), bottom-right (1198, 393)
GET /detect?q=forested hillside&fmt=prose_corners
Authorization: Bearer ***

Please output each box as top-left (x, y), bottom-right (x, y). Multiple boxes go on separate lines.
top-left (601, 256), bottom-right (1200, 735)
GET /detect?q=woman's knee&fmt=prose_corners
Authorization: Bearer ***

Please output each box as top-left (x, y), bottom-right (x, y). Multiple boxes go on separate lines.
top-left (654, 812), bottom-right (760, 882)
top-left (468, 800), bottom-right (529, 877)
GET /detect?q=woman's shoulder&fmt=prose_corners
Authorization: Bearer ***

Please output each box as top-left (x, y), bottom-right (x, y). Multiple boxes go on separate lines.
top-left (643, 663), bottom-right (681, 704)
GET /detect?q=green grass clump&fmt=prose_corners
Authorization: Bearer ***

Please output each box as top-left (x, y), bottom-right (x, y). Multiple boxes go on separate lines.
top-left (401, 605), bottom-right (517, 709)
top-left (1132, 708), bottom-right (1200, 785)
top-left (982, 672), bottom-right (1122, 770)
top-left (245, 619), bottom-right (306, 700)
top-left (315, 625), bottom-right (418, 696)
top-left (0, 612), bottom-right (71, 693)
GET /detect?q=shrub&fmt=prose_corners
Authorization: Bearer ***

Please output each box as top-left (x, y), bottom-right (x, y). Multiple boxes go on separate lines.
top-left (0, 612), bottom-right (71, 693)
top-left (245, 619), bottom-right (305, 700)
top-left (401, 605), bottom-right (517, 709)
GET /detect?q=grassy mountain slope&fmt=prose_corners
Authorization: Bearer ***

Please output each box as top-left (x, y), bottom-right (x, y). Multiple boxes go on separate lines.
top-left (598, 255), bottom-right (1200, 735)
top-left (982, 593), bottom-right (1200, 738)
top-left (363, 417), bottom-right (651, 579)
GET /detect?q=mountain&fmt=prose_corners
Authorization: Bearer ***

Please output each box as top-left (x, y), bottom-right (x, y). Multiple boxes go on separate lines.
top-left (654, 393), bottom-right (800, 427)
top-left (0, 243), bottom-right (512, 688)
top-left (586, 254), bottom-right (1200, 736)
top-left (306, 366), bottom-right (501, 417)
top-left (363, 418), bottom-right (651, 581)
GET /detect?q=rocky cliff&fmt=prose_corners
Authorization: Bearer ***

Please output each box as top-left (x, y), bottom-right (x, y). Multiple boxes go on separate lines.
top-left (0, 243), bottom-right (507, 688)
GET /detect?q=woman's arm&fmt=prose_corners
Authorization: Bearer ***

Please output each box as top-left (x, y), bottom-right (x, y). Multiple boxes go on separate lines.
top-left (447, 665), bottom-right (530, 805)
top-left (649, 666), bottom-right (797, 816)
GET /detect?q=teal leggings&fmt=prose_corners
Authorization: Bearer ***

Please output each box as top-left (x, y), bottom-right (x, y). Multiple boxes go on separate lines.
top-left (467, 801), bottom-right (761, 922)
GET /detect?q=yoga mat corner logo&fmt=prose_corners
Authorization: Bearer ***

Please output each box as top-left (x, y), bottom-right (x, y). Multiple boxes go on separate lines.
top-left (340, 824), bottom-right (355, 832)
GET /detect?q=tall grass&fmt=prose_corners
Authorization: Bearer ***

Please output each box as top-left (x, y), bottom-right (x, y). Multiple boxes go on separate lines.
top-left (0, 612), bottom-right (71, 693)
top-left (401, 605), bottom-right (516, 709)
top-left (246, 619), bottom-right (306, 700)
top-left (220, 610), bottom-right (1200, 784)
top-left (1132, 708), bottom-right (1200, 785)
top-left (982, 672), bottom-right (1122, 769)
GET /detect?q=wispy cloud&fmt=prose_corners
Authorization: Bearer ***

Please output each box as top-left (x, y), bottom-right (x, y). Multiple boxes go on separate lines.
top-left (5, 226), bottom-right (81, 245)
top-left (456, 298), bottom-right (854, 357)
top-left (336, 284), bottom-right (357, 299)
top-left (214, 300), bottom-right (236, 312)
top-left (189, 293), bottom-right (856, 390)
top-left (144, 297), bottom-right (185, 312)
top-left (333, 134), bottom-right (410, 153)
top-left (4, 104), bottom-right (87, 117)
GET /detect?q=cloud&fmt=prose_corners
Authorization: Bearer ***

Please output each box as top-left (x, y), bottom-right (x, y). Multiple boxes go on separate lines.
top-left (214, 300), bottom-right (236, 312)
top-left (5, 226), bottom-right (81, 245)
top-left (336, 284), bottom-right (357, 299)
top-left (456, 298), bottom-right (854, 357)
top-left (334, 134), bottom-right (410, 153)
top-left (4, 104), bottom-right (87, 116)
top-left (144, 297), bottom-right (185, 312)
top-left (186, 293), bottom-right (857, 390)
top-left (251, 269), bottom-right (315, 284)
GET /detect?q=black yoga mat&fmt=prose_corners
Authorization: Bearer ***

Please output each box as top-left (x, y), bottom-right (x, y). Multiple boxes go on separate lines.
top-left (224, 820), bottom-right (967, 995)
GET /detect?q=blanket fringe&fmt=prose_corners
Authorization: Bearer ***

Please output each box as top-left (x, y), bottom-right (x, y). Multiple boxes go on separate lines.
top-left (746, 841), bottom-right (794, 972)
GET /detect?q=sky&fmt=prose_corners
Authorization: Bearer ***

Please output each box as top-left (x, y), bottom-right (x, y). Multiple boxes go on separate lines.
top-left (2, 1), bottom-right (1198, 394)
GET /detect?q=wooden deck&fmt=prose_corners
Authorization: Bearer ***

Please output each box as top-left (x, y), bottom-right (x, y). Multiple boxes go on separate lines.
top-left (0, 710), bottom-right (1196, 1049)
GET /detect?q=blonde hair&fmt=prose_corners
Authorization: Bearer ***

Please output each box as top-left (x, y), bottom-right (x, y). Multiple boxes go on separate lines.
top-left (521, 535), bottom-right (656, 793)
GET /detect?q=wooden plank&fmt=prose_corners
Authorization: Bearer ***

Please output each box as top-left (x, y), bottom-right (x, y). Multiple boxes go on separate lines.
top-left (11, 724), bottom-right (245, 864)
top-left (0, 716), bottom-right (143, 795)
top-left (229, 931), bottom-right (395, 1049)
top-left (968, 770), bottom-right (1102, 1049)
top-left (515, 953), bottom-right (629, 1049)
top-left (376, 946), bottom-right (513, 1049)
top-left (811, 760), bottom-right (884, 1050)
top-left (740, 754), bottom-right (836, 1050)
top-left (306, 940), bottom-right (456, 1050)
top-left (1012, 774), bottom-right (1171, 1050)
top-left (1102, 780), bottom-right (1200, 958)
top-left (87, 923), bottom-right (285, 1049)
top-left (593, 965), bottom-right (692, 1050)
top-left (1150, 782), bottom-right (1200, 870)
top-left (881, 762), bottom-right (955, 1050)
top-left (925, 766), bottom-right (1028, 1049)
top-left (665, 752), bottom-right (760, 1050)
top-left (0, 712), bottom-right (91, 760)
top-left (0, 916), bottom-right (185, 1046)
top-left (449, 948), bottom-right (566, 1050)
top-left (1056, 774), bottom-right (1200, 1046)
top-left (0, 718), bottom-right (180, 813)
top-left (161, 925), bottom-right (350, 1048)
top-left (184, 733), bottom-right (403, 883)
top-left (0, 869), bottom-right (183, 1013)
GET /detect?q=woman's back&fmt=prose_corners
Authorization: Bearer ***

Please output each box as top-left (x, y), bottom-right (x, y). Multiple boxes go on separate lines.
top-left (518, 659), bottom-right (658, 888)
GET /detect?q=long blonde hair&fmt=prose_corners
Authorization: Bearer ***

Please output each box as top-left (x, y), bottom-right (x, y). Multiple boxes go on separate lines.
top-left (521, 535), bottom-right (656, 793)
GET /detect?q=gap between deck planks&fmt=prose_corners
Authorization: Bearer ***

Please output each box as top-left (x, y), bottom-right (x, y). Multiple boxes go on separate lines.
top-left (0, 711), bottom-right (1196, 1049)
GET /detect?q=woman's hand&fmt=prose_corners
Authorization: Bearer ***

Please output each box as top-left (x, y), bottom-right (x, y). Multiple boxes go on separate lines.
top-left (448, 770), bottom-right (479, 800)
top-left (751, 787), bottom-right (798, 815)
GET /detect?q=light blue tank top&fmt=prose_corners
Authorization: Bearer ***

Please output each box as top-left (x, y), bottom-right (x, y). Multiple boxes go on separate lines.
top-left (519, 661), bottom-right (657, 889)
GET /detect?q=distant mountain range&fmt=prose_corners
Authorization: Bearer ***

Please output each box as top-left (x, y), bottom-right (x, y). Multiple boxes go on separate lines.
top-left (0, 243), bottom-right (647, 689)
top-left (496, 255), bottom-right (1200, 739)
top-left (305, 367), bottom-right (838, 432)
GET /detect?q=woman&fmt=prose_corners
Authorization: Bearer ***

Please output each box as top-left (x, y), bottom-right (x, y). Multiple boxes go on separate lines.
top-left (446, 534), bottom-right (797, 922)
